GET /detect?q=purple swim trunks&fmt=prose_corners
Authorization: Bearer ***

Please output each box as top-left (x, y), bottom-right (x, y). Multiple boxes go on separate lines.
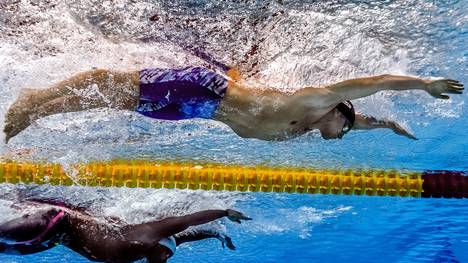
top-left (136, 67), bottom-right (228, 120)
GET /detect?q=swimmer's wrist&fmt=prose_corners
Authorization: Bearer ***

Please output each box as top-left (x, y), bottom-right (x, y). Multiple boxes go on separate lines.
top-left (224, 209), bottom-right (231, 217)
top-left (422, 78), bottom-right (440, 89)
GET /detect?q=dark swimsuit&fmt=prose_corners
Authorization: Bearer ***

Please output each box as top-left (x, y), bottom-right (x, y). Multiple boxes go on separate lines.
top-left (13, 210), bottom-right (66, 246)
top-left (136, 67), bottom-right (228, 120)
top-left (0, 209), bottom-right (66, 255)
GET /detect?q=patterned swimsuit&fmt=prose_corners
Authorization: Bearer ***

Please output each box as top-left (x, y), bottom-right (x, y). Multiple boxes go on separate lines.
top-left (136, 67), bottom-right (228, 120)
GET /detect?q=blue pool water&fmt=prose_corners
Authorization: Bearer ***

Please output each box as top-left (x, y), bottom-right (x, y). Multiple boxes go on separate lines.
top-left (0, 0), bottom-right (467, 262)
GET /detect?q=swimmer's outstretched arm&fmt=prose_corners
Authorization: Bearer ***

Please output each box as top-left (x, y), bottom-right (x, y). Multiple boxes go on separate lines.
top-left (127, 209), bottom-right (251, 242)
top-left (353, 114), bottom-right (417, 140)
top-left (294, 75), bottom-right (464, 108)
top-left (175, 229), bottom-right (236, 250)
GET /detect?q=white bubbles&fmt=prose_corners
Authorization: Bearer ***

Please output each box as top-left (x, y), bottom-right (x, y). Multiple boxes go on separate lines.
top-left (0, 0), bottom-right (466, 239)
top-left (246, 205), bottom-right (352, 239)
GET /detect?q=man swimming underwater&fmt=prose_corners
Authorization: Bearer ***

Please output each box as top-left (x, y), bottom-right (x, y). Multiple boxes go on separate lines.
top-left (0, 199), bottom-right (251, 262)
top-left (3, 58), bottom-right (464, 142)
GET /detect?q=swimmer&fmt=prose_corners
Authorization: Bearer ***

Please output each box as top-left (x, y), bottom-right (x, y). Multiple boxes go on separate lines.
top-left (0, 199), bottom-right (251, 262)
top-left (4, 53), bottom-right (464, 142)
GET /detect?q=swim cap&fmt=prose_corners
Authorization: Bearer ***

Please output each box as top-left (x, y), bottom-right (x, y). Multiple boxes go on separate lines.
top-left (158, 236), bottom-right (177, 255)
top-left (335, 100), bottom-right (355, 127)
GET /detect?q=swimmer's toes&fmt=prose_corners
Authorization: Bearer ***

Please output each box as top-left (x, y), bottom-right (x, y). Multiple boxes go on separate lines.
top-left (4, 101), bottom-right (35, 142)
top-left (4, 124), bottom-right (17, 143)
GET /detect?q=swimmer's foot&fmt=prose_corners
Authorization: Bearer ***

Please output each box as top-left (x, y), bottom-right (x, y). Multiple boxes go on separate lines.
top-left (3, 89), bottom-right (41, 142)
top-left (3, 88), bottom-right (64, 142)
top-left (4, 119), bottom-right (33, 143)
top-left (4, 103), bottom-right (34, 143)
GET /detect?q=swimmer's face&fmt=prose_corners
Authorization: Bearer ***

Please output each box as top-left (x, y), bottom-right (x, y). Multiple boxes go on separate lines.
top-left (153, 245), bottom-right (174, 263)
top-left (318, 109), bottom-right (348, 140)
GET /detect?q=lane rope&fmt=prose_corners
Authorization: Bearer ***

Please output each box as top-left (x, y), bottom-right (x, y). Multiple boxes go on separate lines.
top-left (0, 161), bottom-right (466, 198)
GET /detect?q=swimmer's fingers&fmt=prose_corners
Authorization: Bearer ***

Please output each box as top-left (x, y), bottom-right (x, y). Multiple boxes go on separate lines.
top-left (219, 234), bottom-right (236, 250)
top-left (446, 79), bottom-right (463, 87)
top-left (446, 80), bottom-right (464, 93)
top-left (389, 122), bottom-right (417, 140)
top-left (404, 132), bottom-right (418, 140)
top-left (226, 209), bottom-right (252, 224)
top-left (443, 79), bottom-right (464, 94)
top-left (426, 79), bottom-right (464, 99)
top-left (434, 94), bottom-right (450, 100)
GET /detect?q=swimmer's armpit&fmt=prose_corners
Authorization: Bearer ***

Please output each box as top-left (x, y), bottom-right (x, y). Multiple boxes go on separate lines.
top-left (353, 114), bottom-right (417, 140)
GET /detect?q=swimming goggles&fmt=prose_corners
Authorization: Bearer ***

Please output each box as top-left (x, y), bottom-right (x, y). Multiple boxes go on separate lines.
top-left (342, 119), bottom-right (352, 134)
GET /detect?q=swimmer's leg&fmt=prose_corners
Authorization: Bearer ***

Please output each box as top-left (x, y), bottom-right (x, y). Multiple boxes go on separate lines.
top-left (4, 69), bottom-right (140, 142)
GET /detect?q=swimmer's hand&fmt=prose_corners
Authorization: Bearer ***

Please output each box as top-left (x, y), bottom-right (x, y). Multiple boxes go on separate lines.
top-left (425, 79), bottom-right (464, 99)
top-left (217, 234), bottom-right (236, 250)
top-left (226, 209), bottom-right (252, 224)
top-left (387, 121), bottom-right (417, 140)
top-left (353, 115), bottom-right (417, 140)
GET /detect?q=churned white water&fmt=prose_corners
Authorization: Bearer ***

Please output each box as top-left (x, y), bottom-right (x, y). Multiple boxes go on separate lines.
top-left (0, 1), bottom-right (466, 262)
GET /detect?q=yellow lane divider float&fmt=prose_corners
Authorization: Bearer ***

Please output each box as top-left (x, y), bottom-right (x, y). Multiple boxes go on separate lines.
top-left (0, 161), bottom-right (466, 198)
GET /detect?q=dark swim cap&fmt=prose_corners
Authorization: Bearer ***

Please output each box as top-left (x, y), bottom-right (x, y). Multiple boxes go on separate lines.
top-left (335, 100), bottom-right (355, 127)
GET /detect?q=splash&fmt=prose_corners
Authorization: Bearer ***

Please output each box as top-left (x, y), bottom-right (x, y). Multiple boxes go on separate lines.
top-left (0, 0), bottom-right (466, 243)
top-left (247, 205), bottom-right (352, 238)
